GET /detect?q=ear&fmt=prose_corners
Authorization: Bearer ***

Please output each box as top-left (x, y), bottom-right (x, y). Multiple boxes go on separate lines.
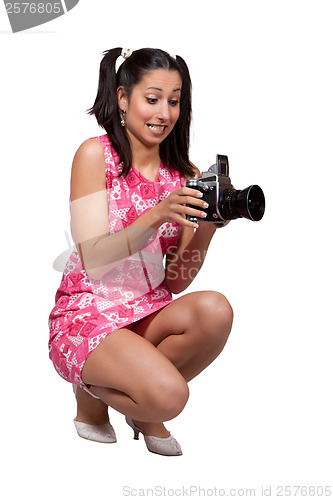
top-left (117, 86), bottom-right (128, 111)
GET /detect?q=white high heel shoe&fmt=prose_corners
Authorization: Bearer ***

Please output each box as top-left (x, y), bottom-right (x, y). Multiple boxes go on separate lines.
top-left (72, 384), bottom-right (117, 444)
top-left (125, 417), bottom-right (182, 456)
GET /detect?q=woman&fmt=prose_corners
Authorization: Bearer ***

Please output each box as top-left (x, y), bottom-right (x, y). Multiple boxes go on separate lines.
top-left (49, 47), bottom-right (233, 456)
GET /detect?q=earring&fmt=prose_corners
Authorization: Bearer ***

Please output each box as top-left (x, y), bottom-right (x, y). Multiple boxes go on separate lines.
top-left (120, 110), bottom-right (126, 127)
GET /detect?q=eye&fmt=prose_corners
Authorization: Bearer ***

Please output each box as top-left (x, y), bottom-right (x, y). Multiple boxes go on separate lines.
top-left (169, 99), bottom-right (180, 107)
top-left (146, 97), bottom-right (158, 104)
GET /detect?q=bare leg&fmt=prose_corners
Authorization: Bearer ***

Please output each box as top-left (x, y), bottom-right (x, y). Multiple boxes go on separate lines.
top-left (80, 328), bottom-right (189, 436)
top-left (74, 384), bottom-right (109, 425)
top-left (129, 291), bottom-right (233, 434)
top-left (76, 291), bottom-right (232, 437)
top-left (133, 291), bottom-right (233, 382)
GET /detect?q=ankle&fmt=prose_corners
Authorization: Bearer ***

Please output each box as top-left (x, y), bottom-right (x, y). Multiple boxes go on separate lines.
top-left (75, 386), bottom-right (109, 425)
top-left (75, 411), bottom-right (109, 426)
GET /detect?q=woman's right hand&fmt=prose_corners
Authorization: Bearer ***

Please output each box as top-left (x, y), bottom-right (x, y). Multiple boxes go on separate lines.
top-left (151, 187), bottom-right (209, 229)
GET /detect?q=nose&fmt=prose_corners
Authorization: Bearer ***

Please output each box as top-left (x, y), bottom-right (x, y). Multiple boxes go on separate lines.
top-left (156, 100), bottom-right (170, 122)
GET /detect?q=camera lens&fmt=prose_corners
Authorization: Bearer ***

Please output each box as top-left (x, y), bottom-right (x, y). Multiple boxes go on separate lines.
top-left (220, 185), bottom-right (265, 221)
top-left (245, 185), bottom-right (265, 221)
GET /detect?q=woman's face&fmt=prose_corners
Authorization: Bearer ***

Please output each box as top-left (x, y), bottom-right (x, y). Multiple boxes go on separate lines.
top-left (117, 69), bottom-right (182, 150)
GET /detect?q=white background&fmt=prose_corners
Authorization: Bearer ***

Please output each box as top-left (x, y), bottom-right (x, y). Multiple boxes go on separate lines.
top-left (1, 0), bottom-right (332, 498)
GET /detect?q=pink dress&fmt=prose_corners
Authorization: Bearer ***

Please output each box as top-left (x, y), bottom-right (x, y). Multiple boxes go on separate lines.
top-left (49, 134), bottom-right (184, 386)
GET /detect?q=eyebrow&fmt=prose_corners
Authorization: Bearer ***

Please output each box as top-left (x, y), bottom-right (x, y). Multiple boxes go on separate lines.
top-left (146, 86), bottom-right (181, 92)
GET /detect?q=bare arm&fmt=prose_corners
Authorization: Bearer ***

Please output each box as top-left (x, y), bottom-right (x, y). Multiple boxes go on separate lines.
top-left (70, 139), bottom-right (209, 280)
top-left (164, 223), bottom-right (217, 294)
top-left (164, 165), bottom-right (223, 294)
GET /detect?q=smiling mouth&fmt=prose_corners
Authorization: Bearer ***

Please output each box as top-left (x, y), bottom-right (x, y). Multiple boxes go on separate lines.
top-left (147, 124), bottom-right (167, 132)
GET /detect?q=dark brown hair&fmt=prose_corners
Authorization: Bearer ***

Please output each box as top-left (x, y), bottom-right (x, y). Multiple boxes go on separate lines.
top-left (87, 47), bottom-right (194, 177)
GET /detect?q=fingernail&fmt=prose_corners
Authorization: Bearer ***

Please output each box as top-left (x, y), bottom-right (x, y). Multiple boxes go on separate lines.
top-left (193, 222), bottom-right (199, 228)
top-left (203, 202), bottom-right (209, 208)
top-left (196, 191), bottom-right (203, 197)
top-left (201, 212), bottom-right (207, 218)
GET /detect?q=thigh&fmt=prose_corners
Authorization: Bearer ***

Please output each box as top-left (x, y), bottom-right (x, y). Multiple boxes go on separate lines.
top-left (81, 328), bottom-right (184, 398)
top-left (131, 291), bottom-right (216, 345)
top-left (132, 290), bottom-right (233, 346)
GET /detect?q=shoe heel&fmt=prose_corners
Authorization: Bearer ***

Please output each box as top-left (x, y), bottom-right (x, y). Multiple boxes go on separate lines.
top-left (126, 417), bottom-right (141, 440)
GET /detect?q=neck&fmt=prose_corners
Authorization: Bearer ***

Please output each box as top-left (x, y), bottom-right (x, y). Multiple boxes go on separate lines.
top-left (128, 132), bottom-right (160, 171)
top-left (128, 133), bottom-right (160, 169)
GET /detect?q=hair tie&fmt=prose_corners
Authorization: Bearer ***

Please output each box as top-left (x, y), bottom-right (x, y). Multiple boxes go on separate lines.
top-left (121, 48), bottom-right (133, 59)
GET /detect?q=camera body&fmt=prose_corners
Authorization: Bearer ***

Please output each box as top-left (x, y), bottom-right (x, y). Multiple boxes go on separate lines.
top-left (186, 155), bottom-right (265, 225)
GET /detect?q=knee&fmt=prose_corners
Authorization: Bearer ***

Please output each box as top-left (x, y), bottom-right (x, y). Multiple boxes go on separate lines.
top-left (194, 291), bottom-right (233, 345)
top-left (145, 375), bottom-right (189, 422)
top-left (210, 291), bottom-right (234, 331)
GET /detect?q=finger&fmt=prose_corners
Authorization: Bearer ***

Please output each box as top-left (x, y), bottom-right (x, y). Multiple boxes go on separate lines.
top-left (173, 193), bottom-right (208, 209)
top-left (175, 186), bottom-right (204, 198)
top-left (174, 214), bottom-right (199, 229)
top-left (172, 203), bottom-right (207, 220)
top-left (183, 206), bottom-right (207, 219)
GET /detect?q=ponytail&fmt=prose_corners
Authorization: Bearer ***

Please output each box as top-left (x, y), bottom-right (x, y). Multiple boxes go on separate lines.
top-left (87, 47), bottom-right (121, 126)
top-left (87, 47), bottom-right (132, 174)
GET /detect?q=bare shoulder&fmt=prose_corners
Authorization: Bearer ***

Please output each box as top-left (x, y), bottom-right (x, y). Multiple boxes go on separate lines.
top-left (73, 138), bottom-right (105, 169)
top-left (71, 138), bottom-right (106, 201)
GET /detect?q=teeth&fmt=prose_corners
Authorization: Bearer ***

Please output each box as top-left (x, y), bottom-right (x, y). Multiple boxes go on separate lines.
top-left (148, 125), bottom-right (165, 131)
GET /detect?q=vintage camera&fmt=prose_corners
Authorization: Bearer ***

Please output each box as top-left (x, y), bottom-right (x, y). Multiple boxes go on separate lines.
top-left (186, 155), bottom-right (265, 225)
